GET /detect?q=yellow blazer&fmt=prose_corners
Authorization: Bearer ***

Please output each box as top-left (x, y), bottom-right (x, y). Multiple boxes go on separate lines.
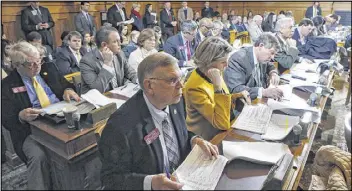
top-left (183, 69), bottom-right (235, 141)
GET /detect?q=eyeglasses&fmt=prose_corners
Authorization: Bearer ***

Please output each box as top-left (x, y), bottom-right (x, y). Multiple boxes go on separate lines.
top-left (22, 59), bottom-right (43, 69)
top-left (184, 32), bottom-right (196, 37)
top-left (148, 76), bottom-right (183, 86)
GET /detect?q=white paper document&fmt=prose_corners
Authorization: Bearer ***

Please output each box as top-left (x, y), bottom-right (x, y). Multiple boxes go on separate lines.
top-left (231, 104), bottom-right (273, 134)
top-left (276, 84), bottom-right (293, 101)
top-left (109, 83), bottom-right (140, 98)
top-left (174, 145), bottom-right (228, 190)
top-left (261, 114), bottom-right (300, 141)
top-left (41, 100), bottom-right (82, 115)
top-left (81, 89), bottom-right (126, 109)
top-left (222, 141), bottom-right (291, 165)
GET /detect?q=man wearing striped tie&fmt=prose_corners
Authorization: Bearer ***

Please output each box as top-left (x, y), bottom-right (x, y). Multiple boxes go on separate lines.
top-left (99, 52), bottom-right (219, 190)
top-left (2, 41), bottom-right (80, 190)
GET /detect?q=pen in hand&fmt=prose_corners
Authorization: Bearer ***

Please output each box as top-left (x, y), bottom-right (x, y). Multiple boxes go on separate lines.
top-left (165, 166), bottom-right (171, 179)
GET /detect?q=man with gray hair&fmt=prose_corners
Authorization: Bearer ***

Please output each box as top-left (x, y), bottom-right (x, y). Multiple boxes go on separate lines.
top-left (224, 32), bottom-right (284, 111)
top-left (247, 15), bottom-right (263, 42)
top-left (194, 17), bottom-right (214, 47)
top-left (99, 52), bottom-right (219, 190)
top-left (2, 41), bottom-right (79, 189)
top-left (212, 20), bottom-right (224, 37)
top-left (80, 26), bottom-right (137, 94)
top-left (164, 20), bottom-right (198, 67)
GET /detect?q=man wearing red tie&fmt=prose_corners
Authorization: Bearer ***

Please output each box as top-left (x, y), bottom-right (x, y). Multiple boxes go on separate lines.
top-left (160, 2), bottom-right (177, 42)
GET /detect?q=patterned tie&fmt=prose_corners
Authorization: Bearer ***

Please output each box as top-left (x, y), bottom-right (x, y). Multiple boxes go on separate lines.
top-left (110, 59), bottom-right (118, 88)
top-left (186, 41), bottom-right (191, 61)
top-left (253, 63), bottom-right (262, 87)
top-left (32, 76), bottom-right (51, 108)
top-left (162, 119), bottom-right (180, 170)
top-left (76, 51), bottom-right (81, 63)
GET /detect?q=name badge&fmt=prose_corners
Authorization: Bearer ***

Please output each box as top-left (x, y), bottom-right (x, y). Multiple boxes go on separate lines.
top-left (12, 86), bottom-right (27, 93)
top-left (31, 10), bottom-right (37, 15)
top-left (144, 128), bottom-right (160, 145)
top-left (178, 46), bottom-right (186, 50)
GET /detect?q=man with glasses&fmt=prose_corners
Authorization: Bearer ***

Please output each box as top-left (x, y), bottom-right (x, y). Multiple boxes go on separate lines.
top-left (164, 20), bottom-right (198, 67)
top-left (2, 42), bottom-right (80, 190)
top-left (292, 18), bottom-right (314, 47)
top-left (99, 52), bottom-right (219, 190)
top-left (224, 33), bottom-right (283, 112)
top-left (194, 18), bottom-right (214, 48)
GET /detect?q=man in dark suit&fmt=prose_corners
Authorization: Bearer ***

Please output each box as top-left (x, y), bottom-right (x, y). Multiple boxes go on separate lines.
top-left (305, 2), bottom-right (322, 19)
top-left (99, 52), bottom-right (218, 190)
top-left (80, 26), bottom-right (137, 94)
top-left (21, 2), bottom-right (55, 49)
top-left (292, 18), bottom-right (314, 48)
top-left (164, 20), bottom-right (198, 67)
top-left (224, 33), bottom-right (283, 111)
top-left (74, 2), bottom-right (97, 38)
top-left (26, 31), bottom-right (54, 62)
top-left (201, 1), bottom-right (214, 18)
top-left (55, 31), bottom-right (87, 75)
top-left (1, 42), bottom-right (79, 190)
top-left (193, 18), bottom-right (213, 50)
top-left (107, 1), bottom-right (128, 31)
top-left (160, 2), bottom-right (177, 42)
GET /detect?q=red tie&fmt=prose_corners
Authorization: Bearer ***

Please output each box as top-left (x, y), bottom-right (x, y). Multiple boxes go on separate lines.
top-left (186, 41), bottom-right (191, 61)
top-left (168, 10), bottom-right (172, 21)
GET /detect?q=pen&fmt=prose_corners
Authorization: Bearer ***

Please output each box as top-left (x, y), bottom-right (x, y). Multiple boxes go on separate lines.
top-left (165, 166), bottom-right (171, 179)
top-left (120, 84), bottom-right (128, 90)
top-left (291, 75), bottom-right (306, 81)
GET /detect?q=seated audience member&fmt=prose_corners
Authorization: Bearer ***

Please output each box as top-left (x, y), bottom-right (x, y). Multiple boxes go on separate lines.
top-left (243, 16), bottom-right (249, 28)
top-left (312, 16), bottom-right (327, 36)
top-left (292, 18), bottom-right (314, 47)
top-left (2, 41), bottom-right (79, 190)
top-left (234, 16), bottom-right (247, 32)
top-left (130, 3), bottom-right (144, 32)
top-left (143, 4), bottom-right (157, 29)
top-left (222, 12), bottom-right (228, 23)
top-left (99, 52), bottom-right (219, 190)
top-left (277, 14), bottom-right (286, 21)
top-left (285, 11), bottom-right (295, 25)
top-left (80, 26), bottom-right (137, 94)
top-left (164, 20), bottom-right (198, 67)
top-left (279, 10), bottom-right (286, 15)
top-left (55, 31), bottom-right (87, 75)
top-left (1, 39), bottom-right (14, 74)
top-left (273, 17), bottom-right (300, 74)
top-left (128, 29), bottom-right (158, 71)
top-left (221, 20), bottom-right (231, 41)
top-left (194, 18), bottom-right (214, 48)
top-left (212, 20), bottom-right (224, 38)
top-left (183, 37), bottom-right (250, 141)
top-left (122, 30), bottom-right (140, 59)
top-left (26, 31), bottom-right (53, 61)
top-left (53, 30), bottom-right (70, 56)
top-left (82, 31), bottom-right (97, 53)
top-left (247, 15), bottom-right (264, 42)
top-left (325, 14), bottom-right (339, 31)
top-left (153, 26), bottom-right (164, 52)
top-left (224, 33), bottom-right (283, 111)
top-left (229, 15), bottom-right (239, 31)
top-left (119, 25), bottom-right (130, 47)
top-left (194, 11), bottom-right (201, 23)
top-left (262, 12), bottom-right (276, 33)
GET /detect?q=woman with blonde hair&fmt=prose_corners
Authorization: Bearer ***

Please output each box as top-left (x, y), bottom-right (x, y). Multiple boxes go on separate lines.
top-left (130, 2), bottom-right (144, 31)
top-left (183, 36), bottom-right (250, 142)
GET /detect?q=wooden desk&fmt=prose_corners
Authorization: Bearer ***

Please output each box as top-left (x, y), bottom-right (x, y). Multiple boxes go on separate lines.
top-left (28, 92), bottom-right (128, 190)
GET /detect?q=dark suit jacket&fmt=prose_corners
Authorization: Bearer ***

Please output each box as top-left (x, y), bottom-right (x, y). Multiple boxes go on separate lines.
top-left (55, 46), bottom-right (87, 75)
top-left (305, 6), bottom-right (322, 19)
top-left (143, 12), bottom-right (156, 28)
top-left (164, 33), bottom-right (195, 67)
top-left (99, 90), bottom-right (194, 190)
top-left (292, 28), bottom-right (304, 48)
top-left (224, 46), bottom-right (276, 99)
top-left (21, 6), bottom-right (55, 47)
top-left (160, 8), bottom-right (175, 33)
top-left (74, 11), bottom-right (97, 37)
top-left (201, 7), bottom-right (214, 18)
top-left (107, 5), bottom-right (128, 31)
top-left (1, 63), bottom-right (73, 163)
top-left (130, 12), bottom-right (144, 31)
top-left (80, 48), bottom-right (137, 94)
top-left (273, 34), bottom-right (300, 74)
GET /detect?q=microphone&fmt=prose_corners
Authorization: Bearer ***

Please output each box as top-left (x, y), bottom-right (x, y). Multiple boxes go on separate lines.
top-left (293, 124), bottom-right (302, 144)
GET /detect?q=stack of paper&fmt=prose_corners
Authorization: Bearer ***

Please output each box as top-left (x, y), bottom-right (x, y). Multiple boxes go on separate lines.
top-left (82, 89), bottom-right (126, 109)
top-left (261, 114), bottom-right (300, 141)
top-left (276, 84), bottom-right (293, 101)
top-left (110, 83), bottom-right (140, 98)
top-left (41, 100), bottom-right (82, 115)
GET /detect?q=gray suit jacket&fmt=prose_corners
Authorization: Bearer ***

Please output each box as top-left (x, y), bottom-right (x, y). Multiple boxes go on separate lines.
top-left (273, 33), bottom-right (299, 74)
top-left (80, 48), bottom-right (137, 94)
top-left (74, 11), bottom-right (96, 37)
top-left (247, 23), bottom-right (263, 43)
top-left (224, 46), bottom-right (276, 99)
top-left (177, 7), bottom-right (193, 23)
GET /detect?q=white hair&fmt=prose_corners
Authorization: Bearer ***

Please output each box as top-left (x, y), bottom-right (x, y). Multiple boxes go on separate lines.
top-left (8, 41), bottom-right (40, 68)
top-left (275, 17), bottom-right (293, 32)
top-left (253, 15), bottom-right (263, 22)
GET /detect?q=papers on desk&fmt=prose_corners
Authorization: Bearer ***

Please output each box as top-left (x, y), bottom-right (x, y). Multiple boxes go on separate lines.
top-left (41, 100), bottom-right (81, 115)
top-left (261, 114), bottom-right (300, 141)
top-left (223, 141), bottom-right (291, 165)
top-left (109, 83), bottom-right (140, 98)
top-left (231, 104), bottom-right (273, 134)
top-left (174, 145), bottom-right (228, 190)
top-left (276, 84), bottom-right (293, 101)
top-left (81, 89), bottom-right (126, 109)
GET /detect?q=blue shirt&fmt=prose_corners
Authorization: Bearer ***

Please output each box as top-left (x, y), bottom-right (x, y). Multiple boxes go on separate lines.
top-left (20, 74), bottom-right (60, 108)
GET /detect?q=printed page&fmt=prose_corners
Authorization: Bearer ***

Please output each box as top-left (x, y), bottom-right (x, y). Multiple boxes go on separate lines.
top-left (41, 100), bottom-right (81, 115)
top-left (222, 141), bottom-right (291, 165)
top-left (110, 83), bottom-right (140, 98)
top-left (261, 114), bottom-right (300, 141)
top-left (82, 89), bottom-right (126, 109)
top-left (174, 145), bottom-right (228, 190)
top-left (276, 84), bottom-right (293, 101)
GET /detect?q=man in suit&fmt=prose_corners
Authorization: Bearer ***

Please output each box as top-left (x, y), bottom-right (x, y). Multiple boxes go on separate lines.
top-left (2, 42), bottom-right (79, 190)
top-left (193, 18), bottom-right (213, 49)
top-left (26, 31), bottom-right (54, 62)
top-left (74, 2), bottom-right (97, 38)
top-left (107, 1), bottom-right (128, 32)
top-left (292, 18), bottom-right (314, 48)
top-left (99, 52), bottom-right (219, 190)
top-left (160, 2), bottom-right (177, 42)
top-left (21, 2), bottom-right (55, 49)
top-left (224, 33), bottom-right (283, 111)
top-left (177, 1), bottom-right (194, 25)
top-left (80, 26), bottom-right (137, 94)
top-left (55, 31), bottom-right (87, 75)
top-left (247, 15), bottom-right (263, 43)
top-left (164, 20), bottom-right (198, 68)
top-left (201, 1), bottom-right (214, 18)
top-left (305, 2), bottom-right (322, 19)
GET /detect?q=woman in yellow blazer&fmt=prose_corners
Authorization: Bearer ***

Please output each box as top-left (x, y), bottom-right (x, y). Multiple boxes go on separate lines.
top-left (183, 36), bottom-right (250, 141)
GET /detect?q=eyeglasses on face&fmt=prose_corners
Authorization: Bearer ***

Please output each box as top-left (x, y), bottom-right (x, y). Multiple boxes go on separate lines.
top-left (22, 59), bottom-right (43, 69)
top-left (148, 76), bottom-right (183, 86)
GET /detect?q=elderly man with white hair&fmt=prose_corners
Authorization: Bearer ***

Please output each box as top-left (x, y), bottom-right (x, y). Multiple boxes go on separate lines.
top-left (247, 15), bottom-right (263, 42)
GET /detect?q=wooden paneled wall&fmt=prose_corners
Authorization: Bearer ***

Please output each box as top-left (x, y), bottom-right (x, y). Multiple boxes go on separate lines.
top-left (1, 1), bottom-right (351, 47)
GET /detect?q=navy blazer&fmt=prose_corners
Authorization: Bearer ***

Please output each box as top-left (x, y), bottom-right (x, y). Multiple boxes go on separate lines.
top-left (107, 5), bottom-right (128, 31)
top-left (99, 90), bottom-right (194, 190)
top-left (122, 42), bottom-right (138, 59)
top-left (164, 33), bottom-right (195, 67)
top-left (292, 28), bottom-right (304, 48)
top-left (305, 6), bottom-right (322, 19)
top-left (130, 12), bottom-right (144, 31)
top-left (160, 8), bottom-right (175, 32)
top-left (55, 46), bottom-right (87, 75)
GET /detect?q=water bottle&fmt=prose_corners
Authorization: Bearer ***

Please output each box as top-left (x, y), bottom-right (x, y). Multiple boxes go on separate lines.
top-left (308, 92), bottom-right (317, 107)
top-left (300, 112), bottom-right (312, 139)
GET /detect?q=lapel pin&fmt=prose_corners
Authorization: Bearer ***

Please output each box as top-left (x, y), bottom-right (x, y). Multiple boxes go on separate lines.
top-left (43, 72), bottom-right (48, 76)
top-left (174, 109), bottom-right (177, 115)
